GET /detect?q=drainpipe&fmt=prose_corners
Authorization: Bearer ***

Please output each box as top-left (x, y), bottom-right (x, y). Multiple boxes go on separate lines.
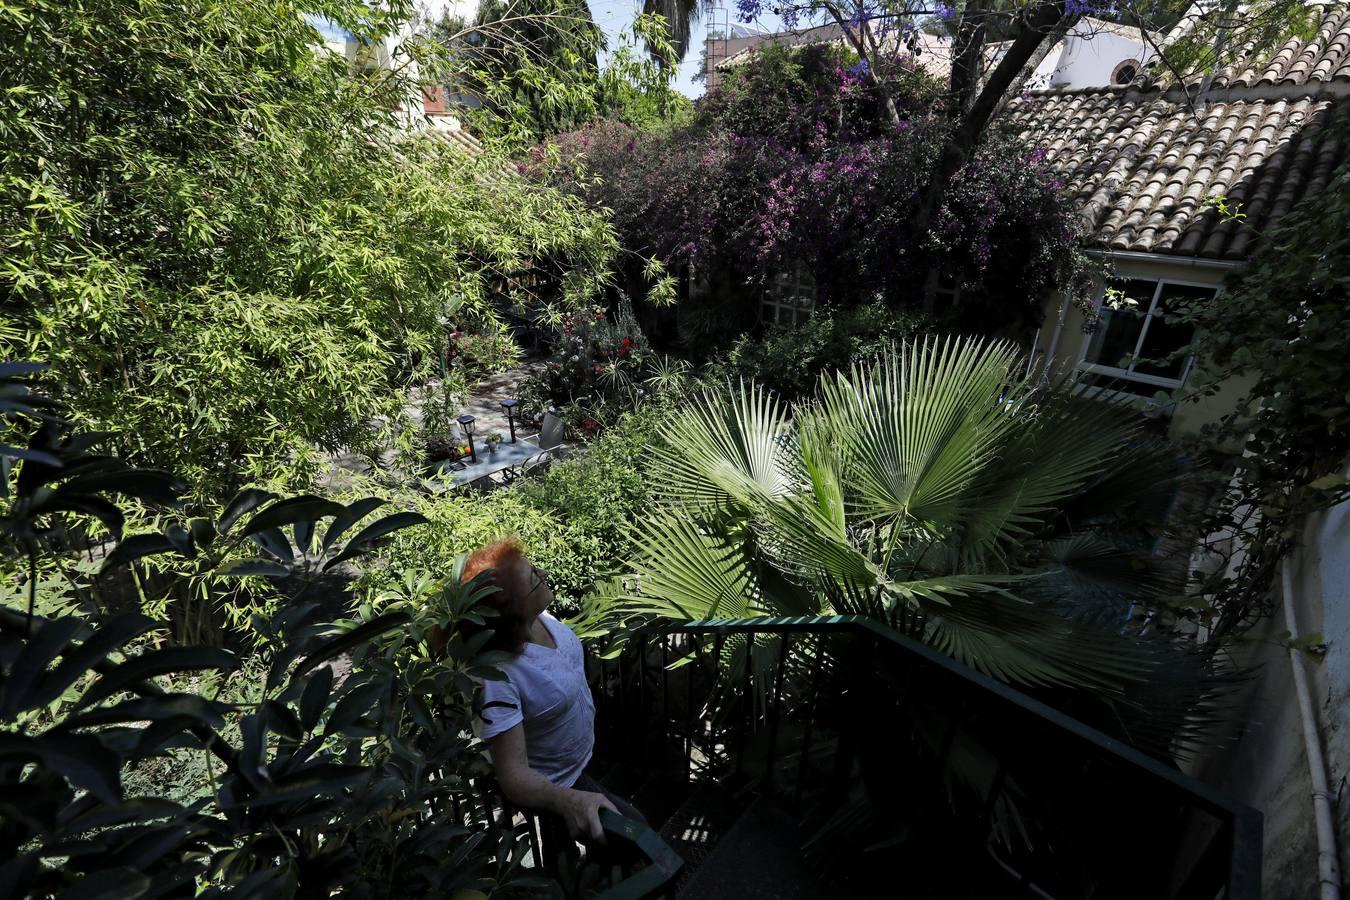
top-left (1281, 558), bottom-right (1342, 900)
top-left (1042, 291), bottom-right (1071, 382)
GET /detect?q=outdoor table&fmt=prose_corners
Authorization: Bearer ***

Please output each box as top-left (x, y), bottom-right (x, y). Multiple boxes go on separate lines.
top-left (432, 437), bottom-right (553, 488)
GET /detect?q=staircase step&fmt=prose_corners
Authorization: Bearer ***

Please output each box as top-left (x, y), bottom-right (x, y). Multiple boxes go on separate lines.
top-left (675, 796), bottom-right (842, 900)
top-left (657, 785), bottom-right (742, 894)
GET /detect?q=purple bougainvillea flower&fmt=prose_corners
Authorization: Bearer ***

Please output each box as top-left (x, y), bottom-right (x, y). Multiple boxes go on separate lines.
top-left (734, 0), bottom-right (764, 22)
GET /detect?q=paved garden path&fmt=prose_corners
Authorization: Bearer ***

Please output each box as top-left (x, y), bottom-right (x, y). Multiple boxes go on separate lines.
top-left (455, 366), bottom-right (537, 442)
top-left (319, 363), bottom-right (545, 492)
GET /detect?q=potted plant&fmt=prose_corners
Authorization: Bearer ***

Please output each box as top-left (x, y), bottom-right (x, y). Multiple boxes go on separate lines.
top-left (425, 435), bottom-right (459, 463)
top-left (485, 431), bottom-right (503, 456)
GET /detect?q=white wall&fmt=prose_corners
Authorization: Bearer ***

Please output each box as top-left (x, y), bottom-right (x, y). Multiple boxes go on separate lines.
top-left (1004, 20), bottom-right (1157, 90)
top-left (1046, 28), bottom-right (1156, 88)
top-left (1187, 474), bottom-right (1350, 898)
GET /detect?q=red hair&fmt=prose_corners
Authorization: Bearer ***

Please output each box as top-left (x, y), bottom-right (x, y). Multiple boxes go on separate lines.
top-left (460, 536), bottom-right (534, 655)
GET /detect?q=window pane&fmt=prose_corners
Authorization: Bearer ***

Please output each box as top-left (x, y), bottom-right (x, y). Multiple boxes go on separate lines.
top-left (1076, 370), bottom-right (1157, 399)
top-left (1082, 279), bottom-right (1155, 370)
top-left (1134, 283), bottom-right (1210, 379)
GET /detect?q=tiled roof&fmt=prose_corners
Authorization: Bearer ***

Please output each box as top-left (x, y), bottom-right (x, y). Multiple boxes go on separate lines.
top-left (421, 120), bottom-right (487, 157)
top-left (1009, 7), bottom-right (1350, 261)
top-left (1142, 5), bottom-right (1350, 91)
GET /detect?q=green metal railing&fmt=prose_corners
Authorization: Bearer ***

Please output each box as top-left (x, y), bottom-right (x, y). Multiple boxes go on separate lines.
top-left (588, 615), bottom-right (1261, 900)
top-left (466, 784), bottom-right (684, 899)
top-left (592, 809), bottom-right (686, 900)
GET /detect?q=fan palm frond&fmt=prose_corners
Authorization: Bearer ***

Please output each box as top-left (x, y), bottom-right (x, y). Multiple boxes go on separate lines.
top-left (640, 0), bottom-right (714, 62)
top-left (918, 590), bottom-right (1158, 691)
top-left (811, 336), bottom-right (1025, 527)
top-left (648, 381), bottom-right (795, 512)
top-left (955, 385), bottom-right (1146, 564)
top-left (624, 509), bottom-right (762, 621)
top-left (598, 336), bottom-right (1228, 752)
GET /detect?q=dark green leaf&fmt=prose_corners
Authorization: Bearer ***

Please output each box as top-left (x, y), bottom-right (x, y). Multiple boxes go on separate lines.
top-left (0, 732), bottom-right (121, 805)
top-left (57, 694), bottom-right (229, 731)
top-left (219, 488), bottom-right (277, 534)
top-left (77, 647), bottom-right (238, 710)
top-left (219, 560), bottom-right (291, 578)
top-left (320, 497), bottom-right (385, 552)
top-left (32, 615), bottom-right (159, 711)
top-left (292, 612), bottom-right (411, 680)
top-left (264, 700), bottom-right (304, 741)
top-left (101, 534), bottom-right (178, 573)
top-left (188, 517), bottom-right (217, 551)
top-left (242, 496), bottom-right (345, 537)
top-left (326, 682), bottom-right (385, 732)
top-left (0, 445), bottom-right (61, 465)
top-left (299, 667), bottom-right (333, 731)
top-left (237, 764), bottom-right (369, 809)
top-left (0, 617), bottom-right (82, 717)
top-left (164, 523), bottom-right (192, 555)
top-left (248, 527), bottom-right (294, 564)
top-left (0, 362), bottom-right (48, 378)
top-left (322, 512), bottom-right (429, 570)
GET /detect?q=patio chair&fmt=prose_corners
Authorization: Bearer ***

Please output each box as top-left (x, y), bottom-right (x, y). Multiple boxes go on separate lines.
top-left (498, 413), bottom-right (564, 486)
top-left (536, 412), bottom-right (564, 450)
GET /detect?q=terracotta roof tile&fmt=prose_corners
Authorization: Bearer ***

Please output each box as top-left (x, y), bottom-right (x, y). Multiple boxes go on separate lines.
top-left (1009, 7), bottom-right (1350, 260)
top-left (1150, 5), bottom-right (1350, 91)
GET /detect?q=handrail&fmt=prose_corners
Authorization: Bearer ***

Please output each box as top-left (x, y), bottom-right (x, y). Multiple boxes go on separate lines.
top-left (665, 614), bottom-right (1257, 819)
top-left (598, 613), bottom-right (1262, 900)
top-left (592, 809), bottom-right (685, 900)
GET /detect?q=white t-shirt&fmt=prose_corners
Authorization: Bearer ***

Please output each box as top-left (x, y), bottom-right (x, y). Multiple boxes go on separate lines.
top-left (479, 612), bottom-right (596, 788)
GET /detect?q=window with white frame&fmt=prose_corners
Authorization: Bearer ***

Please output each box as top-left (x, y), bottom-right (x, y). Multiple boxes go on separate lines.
top-left (1077, 278), bottom-right (1216, 397)
top-left (760, 263), bottom-right (816, 328)
top-left (935, 270), bottom-right (962, 307)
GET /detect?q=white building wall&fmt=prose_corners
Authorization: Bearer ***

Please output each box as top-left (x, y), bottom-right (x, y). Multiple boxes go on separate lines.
top-left (1002, 20), bottom-right (1157, 90)
top-left (1045, 28), bottom-right (1156, 88)
top-left (1032, 254), bottom-right (1248, 438)
top-left (1187, 474), bottom-right (1350, 898)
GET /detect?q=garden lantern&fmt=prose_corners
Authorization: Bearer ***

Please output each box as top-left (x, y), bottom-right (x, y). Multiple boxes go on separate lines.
top-left (500, 399), bottom-right (519, 443)
top-left (457, 414), bottom-right (478, 463)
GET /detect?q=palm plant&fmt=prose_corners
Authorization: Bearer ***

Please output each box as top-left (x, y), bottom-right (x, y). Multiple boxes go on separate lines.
top-left (593, 336), bottom-right (1227, 752)
top-left (643, 0), bottom-right (717, 64)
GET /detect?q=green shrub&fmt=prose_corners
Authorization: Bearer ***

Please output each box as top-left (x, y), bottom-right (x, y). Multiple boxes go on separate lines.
top-left (516, 401), bottom-right (666, 564)
top-left (2, 0), bottom-right (618, 501)
top-left (710, 302), bottom-right (932, 399)
top-left (355, 400), bottom-right (670, 617)
top-left (0, 365), bottom-right (544, 898)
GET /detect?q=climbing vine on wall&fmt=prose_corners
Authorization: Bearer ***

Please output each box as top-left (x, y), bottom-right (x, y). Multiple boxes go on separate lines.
top-left (1173, 132), bottom-right (1350, 646)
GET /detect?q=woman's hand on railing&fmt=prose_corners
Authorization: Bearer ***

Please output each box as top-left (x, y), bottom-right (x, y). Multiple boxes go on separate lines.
top-left (563, 787), bottom-right (619, 842)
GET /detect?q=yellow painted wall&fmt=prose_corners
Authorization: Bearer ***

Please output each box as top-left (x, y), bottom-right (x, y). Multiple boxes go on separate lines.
top-left (1033, 254), bottom-right (1251, 440)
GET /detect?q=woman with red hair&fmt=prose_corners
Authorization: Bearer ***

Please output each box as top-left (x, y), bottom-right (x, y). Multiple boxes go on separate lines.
top-left (466, 537), bottom-right (641, 856)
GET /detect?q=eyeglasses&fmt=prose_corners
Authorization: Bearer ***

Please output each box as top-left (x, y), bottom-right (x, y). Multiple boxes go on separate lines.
top-left (526, 565), bottom-right (551, 597)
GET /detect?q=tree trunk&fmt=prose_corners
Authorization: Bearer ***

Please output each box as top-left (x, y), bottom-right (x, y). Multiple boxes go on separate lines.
top-left (916, 0), bottom-right (1073, 311)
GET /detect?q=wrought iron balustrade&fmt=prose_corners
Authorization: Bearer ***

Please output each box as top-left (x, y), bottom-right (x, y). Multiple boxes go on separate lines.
top-left (585, 615), bottom-right (1261, 900)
